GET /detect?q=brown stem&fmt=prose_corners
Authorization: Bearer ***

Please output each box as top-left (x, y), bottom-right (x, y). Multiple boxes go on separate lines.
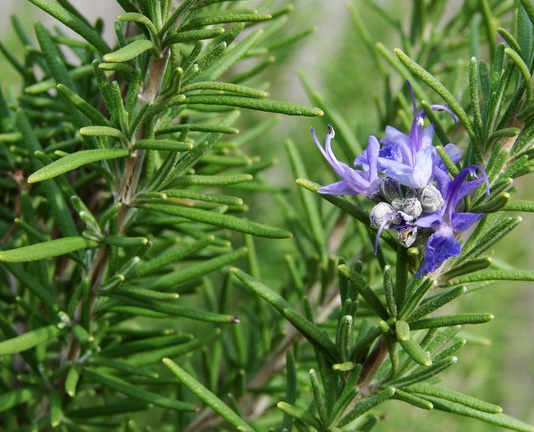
top-left (116, 50), bottom-right (170, 230)
top-left (65, 49), bottom-right (171, 370)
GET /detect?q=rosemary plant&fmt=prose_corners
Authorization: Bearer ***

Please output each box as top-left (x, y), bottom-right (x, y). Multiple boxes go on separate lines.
top-left (0, 1), bottom-right (533, 431)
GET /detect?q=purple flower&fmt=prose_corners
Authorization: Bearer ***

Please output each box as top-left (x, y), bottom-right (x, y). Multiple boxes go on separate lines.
top-left (373, 83), bottom-right (456, 189)
top-left (312, 125), bottom-right (380, 199)
top-left (415, 166), bottom-right (489, 277)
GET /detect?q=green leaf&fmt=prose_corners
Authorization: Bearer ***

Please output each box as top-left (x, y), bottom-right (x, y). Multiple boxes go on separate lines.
top-left (182, 13), bottom-right (272, 31)
top-left (503, 200), bottom-right (534, 212)
top-left (338, 388), bottom-right (395, 427)
top-left (123, 332), bottom-right (217, 368)
top-left (100, 333), bottom-right (191, 358)
top-left (0, 237), bottom-right (98, 262)
top-left (409, 313), bottom-right (494, 330)
top-left (79, 125), bottom-right (127, 140)
top-left (134, 236), bottom-right (215, 277)
top-left (391, 388), bottom-right (434, 410)
top-left (286, 140), bottom-right (326, 259)
top-left (0, 324), bottom-right (61, 354)
top-left (28, 0), bottom-right (111, 53)
top-left (181, 81), bottom-right (268, 98)
top-left (110, 293), bottom-right (239, 324)
top-left (408, 383), bottom-right (501, 414)
top-left (118, 12), bottom-right (158, 39)
top-left (505, 48), bottom-right (532, 105)
top-left (395, 321), bottom-right (432, 366)
top-left (231, 268), bottom-right (338, 363)
top-left (196, 28), bottom-right (262, 82)
top-left (103, 39), bottom-right (154, 63)
top-left (102, 235), bottom-right (148, 248)
top-left (90, 359), bottom-right (159, 378)
top-left (439, 258), bottom-right (493, 285)
top-left (182, 94), bottom-right (323, 117)
top-left (338, 265), bottom-right (390, 320)
top-left (132, 139), bottom-right (193, 151)
top-left (84, 369), bottom-right (196, 412)
top-left (163, 28), bottom-right (226, 46)
top-left (394, 48), bottom-right (479, 154)
top-left (28, 149), bottom-right (129, 183)
top-left (399, 277), bottom-right (435, 320)
top-left (408, 287), bottom-right (467, 321)
top-left (388, 357), bottom-right (458, 387)
top-left (2, 263), bottom-right (59, 309)
top-left (421, 396), bottom-right (534, 432)
top-left (163, 358), bottom-right (254, 432)
top-left (56, 84), bottom-right (110, 126)
top-left (445, 270), bottom-right (534, 286)
top-left (170, 174), bottom-right (252, 187)
top-left (277, 401), bottom-right (323, 430)
top-left (65, 364), bottom-right (81, 397)
top-left (337, 315), bottom-right (354, 362)
top-left (383, 265), bottom-right (397, 318)
top-left (147, 248), bottom-right (248, 289)
top-left (141, 204), bottom-right (292, 239)
top-left (157, 122), bottom-right (239, 135)
top-left (296, 178), bottom-right (374, 229)
top-left (0, 388), bottom-right (41, 413)
top-left (309, 369), bottom-right (328, 424)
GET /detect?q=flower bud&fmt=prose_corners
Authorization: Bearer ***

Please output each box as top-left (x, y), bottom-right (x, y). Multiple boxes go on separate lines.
top-left (402, 197), bottom-right (423, 219)
top-left (380, 177), bottom-right (402, 203)
top-left (420, 184), bottom-right (445, 212)
top-left (370, 202), bottom-right (394, 229)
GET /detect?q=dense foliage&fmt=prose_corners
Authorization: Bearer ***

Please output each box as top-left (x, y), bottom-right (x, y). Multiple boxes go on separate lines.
top-left (0, 1), bottom-right (533, 431)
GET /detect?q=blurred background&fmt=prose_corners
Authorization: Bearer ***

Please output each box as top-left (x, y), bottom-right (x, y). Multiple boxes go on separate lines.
top-left (1, 1), bottom-right (532, 430)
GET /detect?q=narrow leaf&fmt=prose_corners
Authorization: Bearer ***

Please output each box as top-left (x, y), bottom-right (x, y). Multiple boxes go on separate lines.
top-left (0, 388), bottom-right (41, 413)
top-left (79, 126), bottom-right (127, 140)
top-left (338, 388), bottom-right (395, 427)
top-left (183, 94), bottom-right (323, 117)
top-left (142, 204), bottom-right (292, 239)
top-left (392, 388), bottom-right (433, 410)
top-left (103, 39), bottom-right (154, 63)
top-left (132, 139), bottom-right (192, 151)
top-left (84, 369), bottom-right (196, 412)
top-left (394, 48), bottom-right (479, 152)
top-left (277, 402), bottom-right (323, 430)
top-left (408, 383), bottom-right (502, 414)
top-left (0, 237), bottom-right (98, 262)
top-left (56, 84), bottom-right (110, 126)
top-left (28, 149), bottom-right (129, 183)
top-left (409, 313), bottom-right (494, 330)
top-left (149, 248), bottom-right (248, 289)
top-left (163, 28), bottom-right (225, 46)
top-left (409, 287), bottom-right (467, 321)
top-left (231, 268), bottom-right (338, 362)
top-left (28, 0), bottom-right (111, 53)
top-left (163, 358), bottom-right (254, 432)
top-left (196, 28), bottom-right (262, 82)
top-left (338, 264), bottom-right (390, 320)
top-left (421, 396), bottom-right (534, 432)
top-left (0, 325), bottom-right (61, 354)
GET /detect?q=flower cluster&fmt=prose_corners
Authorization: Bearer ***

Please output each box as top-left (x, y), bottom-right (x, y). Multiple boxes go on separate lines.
top-left (312, 85), bottom-right (489, 277)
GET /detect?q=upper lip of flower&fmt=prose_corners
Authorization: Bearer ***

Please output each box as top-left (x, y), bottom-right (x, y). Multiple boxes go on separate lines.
top-left (311, 125), bottom-right (380, 198)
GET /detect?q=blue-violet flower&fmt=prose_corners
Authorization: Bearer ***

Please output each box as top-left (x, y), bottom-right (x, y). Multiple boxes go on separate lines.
top-left (312, 82), bottom-right (489, 278)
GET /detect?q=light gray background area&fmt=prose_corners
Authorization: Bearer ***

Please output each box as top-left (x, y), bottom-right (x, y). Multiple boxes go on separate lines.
top-left (1, 0), bottom-right (122, 42)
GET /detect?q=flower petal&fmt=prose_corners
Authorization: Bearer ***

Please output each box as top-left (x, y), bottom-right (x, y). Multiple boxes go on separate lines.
top-left (417, 226), bottom-right (461, 276)
top-left (318, 181), bottom-right (356, 196)
top-left (451, 212), bottom-right (484, 232)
